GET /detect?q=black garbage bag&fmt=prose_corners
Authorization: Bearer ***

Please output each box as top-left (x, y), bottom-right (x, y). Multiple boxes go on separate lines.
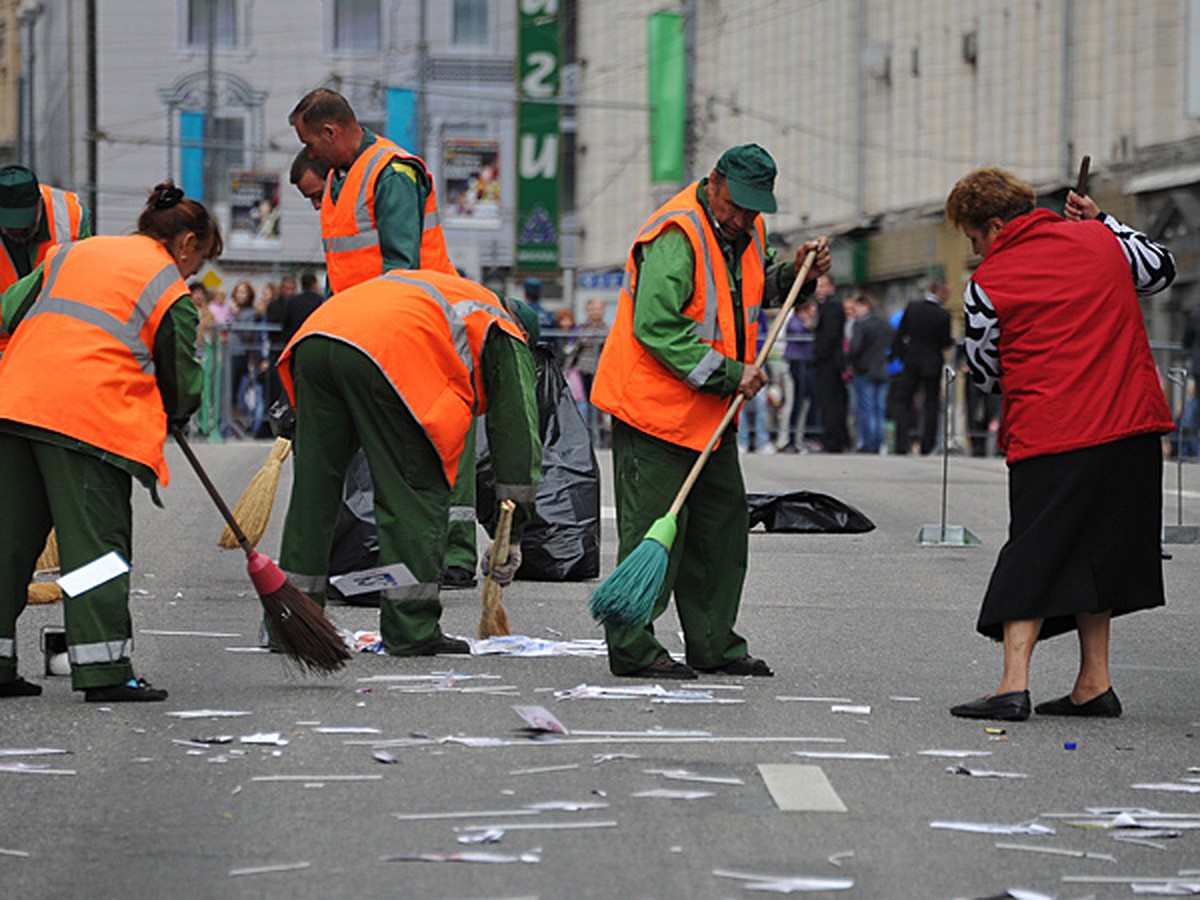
top-left (746, 491), bottom-right (875, 534)
top-left (477, 345), bottom-right (601, 580)
top-left (327, 450), bottom-right (381, 606)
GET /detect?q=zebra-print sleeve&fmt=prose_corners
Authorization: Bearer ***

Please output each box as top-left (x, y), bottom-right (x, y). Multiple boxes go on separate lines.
top-left (963, 279), bottom-right (1002, 395)
top-left (1098, 212), bottom-right (1176, 295)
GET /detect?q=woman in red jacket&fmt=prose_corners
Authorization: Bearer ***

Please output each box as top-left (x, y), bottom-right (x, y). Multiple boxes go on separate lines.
top-left (945, 167), bottom-right (1175, 722)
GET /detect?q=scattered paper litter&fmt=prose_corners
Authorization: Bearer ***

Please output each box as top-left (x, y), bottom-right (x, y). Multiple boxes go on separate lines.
top-left (830, 704), bottom-right (871, 715)
top-left (470, 635), bottom-right (607, 657)
top-left (633, 788), bottom-right (715, 800)
top-left (792, 751), bottom-right (890, 761)
top-left (0, 748), bottom-right (70, 757)
top-left (455, 820), bottom-right (617, 833)
top-left (1130, 885), bottom-right (1200, 895)
top-left (713, 868), bottom-right (854, 893)
top-left (251, 774), bottom-right (383, 783)
top-left (241, 733), bottom-right (288, 746)
top-left (228, 862), bottom-right (311, 877)
top-left (457, 829), bottom-right (504, 845)
top-left (947, 764), bottom-right (1027, 779)
top-left (930, 820), bottom-right (1054, 835)
top-left (166, 710), bottom-right (253, 719)
top-left (554, 683), bottom-right (716, 701)
top-left (509, 764), bottom-right (581, 776)
top-left (919, 749), bottom-right (993, 758)
top-left (512, 705), bottom-right (568, 734)
top-left (995, 842), bottom-right (1114, 861)
top-left (889, 696), bottom-right (921, 702)
top-left (372, 751), bottom-right (400, 765)
top-left (775, 696), bottom-right (854, 703)
top-left (0, 848), bottom-right (31, 858)
top-left (0, 762), bottom-right (76, 776)
top-left (827, 851), bottom-right (854, 867)
top-left (381, 850), bottom-right (541, 864)
top-left (313, 726), bottom-right (381, 735)
top-left (392, 809), bottom-right (541, 822)
top-left (524, 800), bottom-right (610, 812)
top-left (140, 629), bottom-right (241, 638)
top-left (644, 768), bottom-right (745, 785)
top-left (1132, 783), bottom-right (1200, 794)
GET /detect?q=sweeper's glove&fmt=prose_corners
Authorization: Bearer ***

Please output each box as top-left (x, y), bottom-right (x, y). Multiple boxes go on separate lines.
top-left (482, 545), bottom-right (522, 587)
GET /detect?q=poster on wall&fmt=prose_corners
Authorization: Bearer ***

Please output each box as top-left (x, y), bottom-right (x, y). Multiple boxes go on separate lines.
top-left (228, 171), bottom-right (281, 250)
top-left (443, 139), bottom-right (501, 223)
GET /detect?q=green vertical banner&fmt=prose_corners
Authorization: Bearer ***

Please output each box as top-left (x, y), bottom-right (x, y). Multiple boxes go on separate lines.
top-left (647, 12), bottom-right (685, 183)
top-left (516, 0), bottom-right (560, 272)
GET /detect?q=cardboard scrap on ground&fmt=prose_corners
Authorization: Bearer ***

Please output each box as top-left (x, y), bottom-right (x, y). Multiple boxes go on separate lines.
top-left (758, 764), bottom-right (847, 813)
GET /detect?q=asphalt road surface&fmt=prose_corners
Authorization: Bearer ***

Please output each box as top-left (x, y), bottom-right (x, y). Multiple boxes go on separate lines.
top-left (3, 439), bottom-right (1198, 899)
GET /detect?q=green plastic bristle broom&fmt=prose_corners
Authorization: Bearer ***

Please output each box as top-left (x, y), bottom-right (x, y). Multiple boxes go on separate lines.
top-left (589, 249), bottom-right (818, 628)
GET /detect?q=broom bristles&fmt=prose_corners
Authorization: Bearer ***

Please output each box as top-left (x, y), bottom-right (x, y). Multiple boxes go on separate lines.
top-left (27, 582), bottom-right (63, 605)
top-left (260, 580), bottom-right (352, 674)
top-left (36, 529), bottom-right (58, 571)
top-left (588, 537), bottom-right (669, 628)
top-left (219, 437), bottom-right (291, 549)
top-left (478, 581), bottom-right (511, 638)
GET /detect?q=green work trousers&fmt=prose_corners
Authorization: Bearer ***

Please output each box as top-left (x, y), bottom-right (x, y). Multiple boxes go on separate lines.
top-left (604, 419), bottom-right (750, 674)
top-left (442, 418), bottom-right (478, 573)
top-left (0, 433), bottom-right (136, 689)
top-left (280, 339), bottom-right (451, 655)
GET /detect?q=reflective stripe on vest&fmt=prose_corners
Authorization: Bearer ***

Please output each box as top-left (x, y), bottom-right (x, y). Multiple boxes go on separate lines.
top-left (383, 582), bottom-right (441, 602)
top-left (283, 572), bottom-right (327, 594)
top-left (0, 638), bottom-right (14, 659)
top-left (448, 505), bottom-right (476, 522)
top-left (27, 249), bottom-right (179, 377)
top-left (70, 639), bottom-right (133, 666)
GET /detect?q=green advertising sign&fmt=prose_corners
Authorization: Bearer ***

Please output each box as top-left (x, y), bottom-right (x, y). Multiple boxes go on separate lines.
top-left (516, 0), bottom-right (560, 272)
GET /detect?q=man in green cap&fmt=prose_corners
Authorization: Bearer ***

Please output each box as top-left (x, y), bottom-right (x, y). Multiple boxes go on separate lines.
top-left (592, 144), bottom-right (831, 679)
top-left (0, 165), bottom-right (92, 355)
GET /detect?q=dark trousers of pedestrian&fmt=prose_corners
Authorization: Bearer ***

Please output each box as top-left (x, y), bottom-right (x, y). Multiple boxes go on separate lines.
top-left (814, 362), bottom-right (849, 452)
top-left (894, 369), bottom-right (940, 455)
top-left (786, 359), bottom-right (820, 448)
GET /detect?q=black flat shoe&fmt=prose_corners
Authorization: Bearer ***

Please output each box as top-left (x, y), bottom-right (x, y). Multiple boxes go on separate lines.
top-left (615, 652), bottom-right (697, 680)
top-left (1035, 687), bottom-right (1122, 718)
top-left (0, 676), bottom-right (42, 697)
top-left (949, 690), bottom-right (1031, 721)
top-left (440, 566), bottom-right (477, 590)
top-left (698, 655), bottom-right (774, 677)
top-left (84, 678), bottom-right (168, 703)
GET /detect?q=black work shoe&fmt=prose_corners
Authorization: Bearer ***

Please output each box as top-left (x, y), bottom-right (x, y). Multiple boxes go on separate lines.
top-left (949, 690), bottom-right (1030, 721)
top-left (0, 676), bottom-right (43, 697)
top-left (616, 652), bottom-right (697, 680)
top-left (391, 636), bottom-right (472, 657)
top-left (84, 678), bottom-right (168, 703)
top-left (440, 566), bottom-right (477, 590)
top-left (699, 655), bottom-right (774, 677)
top-left (1035, 687), bottom-right (1122, 718)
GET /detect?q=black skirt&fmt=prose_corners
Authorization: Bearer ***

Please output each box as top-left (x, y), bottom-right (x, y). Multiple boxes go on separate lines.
top-left (977, 433), bottom-right (1165, 641)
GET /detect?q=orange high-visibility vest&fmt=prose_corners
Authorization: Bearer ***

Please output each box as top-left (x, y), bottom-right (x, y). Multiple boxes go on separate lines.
top-left (278, 269), bottom-right (525, 485)
top-left (320, 136), bottom-right (455, 293)
top-left (0, 185), bottom-right (86, 354)
top-left (590, 182), bottom-right (767, 450)
top-left (0, 234), bottom-right (187, 485)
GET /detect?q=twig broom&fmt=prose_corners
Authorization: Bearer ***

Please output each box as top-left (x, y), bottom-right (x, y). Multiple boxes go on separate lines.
top-left (28, 529), bottom-right (62, 604)
top-left (172, 428), bottom-right (351, 673)
top-left (477, 499), bottom-right (516, 638)
top-left (218, 436), bottom-right (292, 549)
top-left (589, 249), bottom-right (818, 629)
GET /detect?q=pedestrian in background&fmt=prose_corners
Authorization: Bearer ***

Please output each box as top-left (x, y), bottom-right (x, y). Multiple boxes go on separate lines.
top-left (945, 167), bottom-right (1176, 721)
top-left (892, 276), bottom-right (952, 454)
top-left (0, 182), bottom-right (221, 701)
top-left (566, 298), bottom-right (610, 446)
top-left (781, 299), bottom-right (819, 453)
top-left (276, 270), bottom-right (540, 656)
top-left (592, 143), bottom-right (830, 680)
top-left (847, 290), bottom-right (893, 453)
top-left (811, 273), bottom-right (849, 453)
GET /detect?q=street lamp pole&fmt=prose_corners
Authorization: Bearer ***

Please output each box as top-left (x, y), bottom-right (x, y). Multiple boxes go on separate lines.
top-left (17, 0), bottom-right (44, 171)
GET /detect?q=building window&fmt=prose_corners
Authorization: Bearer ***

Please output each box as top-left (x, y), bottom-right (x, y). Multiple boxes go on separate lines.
top-left (333, 0), bottom-right (381, 53)
top-left (186, 0), bottom-right (239, 49)
top-left (453, 0), bottom-right (489, 46)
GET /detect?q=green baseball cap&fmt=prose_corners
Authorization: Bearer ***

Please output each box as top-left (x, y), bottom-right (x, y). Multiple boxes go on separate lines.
top-left (715, 144), bottom-right (778, 213)
top-left (497, 294), bottom-right (541, 345)
top-left (0, 165), bottom-right (40, 229)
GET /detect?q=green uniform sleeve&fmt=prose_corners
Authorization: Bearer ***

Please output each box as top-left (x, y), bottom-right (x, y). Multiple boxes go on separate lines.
top-left (154, 295), bottom-right (203, 429)
top-left (77, 205), bottom-right (93, 239)
top-left (374, 159), bottom-right (429, 272)
top-left (480, 328), bottom-right (542, 541)
top-left (1, 263), bottom-right (47, 336)
top-left (632, 226), bottom-right (743, 396)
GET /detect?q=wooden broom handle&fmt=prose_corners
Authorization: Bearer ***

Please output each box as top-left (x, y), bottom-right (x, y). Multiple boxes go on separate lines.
top-left (488, 499), bottom-right (516, 570)
top-left (171, 427), bottom-right (253, 555)
top-left (1075, 155), bottom-right (1090, 196)
top-left (666, 249), bottom-right (819, 518)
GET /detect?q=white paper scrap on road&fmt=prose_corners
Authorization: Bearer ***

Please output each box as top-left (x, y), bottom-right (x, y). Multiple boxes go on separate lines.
top-left (1133, 783), bottom-right (1200, 794)
top-left (524, 800), bottom-right (609, 812)
top-left (457, 829), bottom-right (505, 845)
top-left (329, 562), bottom-right (415, 597)
top-left (948, 764), bottom-right (1027, 779)
top-left (0, 762), bottom-right (76, 776)
top-left (554, 683), bottom-right (715, 701)
top-left (995, 841), bottom-right (1114, 861)
top-left (228, 862), bottom-right (312, 877)
top-left (645, 768), bottom-right (745, 785)
top-left (456, 820), bottom-right (617, 833)
top-left (314, 726), bottom-right (381, 734)
top-left (512, 705), bottom-right (568, 734)
top-left (793, 751), bottom-right (891, 761)
top-left (713, 868), bottom-right (854, 893)
top-left (930, 820), bottom-right (1053, 835)
top-left (758, 764), bottom-right (848, 813)
top-left (0, 848), bottom-right (31, 858)
top-left (166, 710), bottom-right (253, 719)
top-left (776, 696), bottom-right (854, 703)
top-left (240, 732), bottom-right (288, 746)
top-left (919, 749), bottom-right (994, 758)
top-left (509, 763), bottom-right (581, 776)
top-left (0, 748), bottom-right (70, 757)
top-left (392, 808), bottom-right (541, 822)
top-left (57, 551), bottom-right (129, 597)
top-left (830, 704), bottom-right (871, 715)
top-left (633, 788), bottom-right (715, 800)
top-left (140, 630), bottom-right (242, 638)
top-left (381, 850), bottom-right (541, 864)
top-left (1130, 885), bottom-right (1200, 895)
top-left (470, 635), bottom-right (607, 657)
top-left (251, 774), bottom-right (383, 782)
